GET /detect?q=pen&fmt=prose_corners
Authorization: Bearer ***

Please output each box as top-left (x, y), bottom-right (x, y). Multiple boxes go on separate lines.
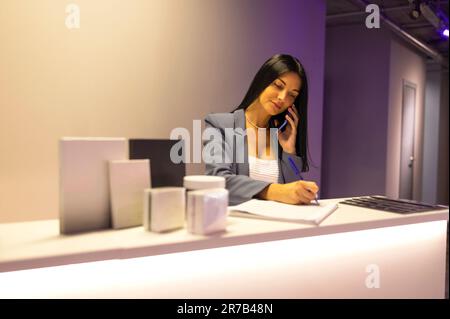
top-left (287, 156), bottom-right (320, 205)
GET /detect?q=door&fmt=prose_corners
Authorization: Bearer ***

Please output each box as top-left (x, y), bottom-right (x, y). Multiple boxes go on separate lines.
top-left (399, 80), bottom-right (416, 200)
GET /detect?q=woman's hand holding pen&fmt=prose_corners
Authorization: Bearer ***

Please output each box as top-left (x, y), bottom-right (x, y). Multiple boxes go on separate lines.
top-left (278, 105), bottom-right (299, 154)
top-left (280, 181), bottom-right (319, 205)
top-left (258, 180), bottom-right (319, 205)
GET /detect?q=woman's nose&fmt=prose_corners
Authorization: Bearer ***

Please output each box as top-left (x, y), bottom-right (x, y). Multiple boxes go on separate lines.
top-left (277, 90), bottom-right (287, 102)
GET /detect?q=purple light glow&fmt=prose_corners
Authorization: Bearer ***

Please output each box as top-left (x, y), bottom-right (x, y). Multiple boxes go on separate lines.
top-left (443, 28), bottom-right (449, 37)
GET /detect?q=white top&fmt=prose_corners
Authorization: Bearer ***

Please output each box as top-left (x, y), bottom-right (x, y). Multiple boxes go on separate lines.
top-left (248, 155), bottom-right (280, 184)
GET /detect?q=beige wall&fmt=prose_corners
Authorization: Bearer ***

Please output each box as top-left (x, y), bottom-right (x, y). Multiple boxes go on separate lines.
top-left (0, 0), bottom-right (326, 222)
top-left (386, 39), bottom-right (427, 200)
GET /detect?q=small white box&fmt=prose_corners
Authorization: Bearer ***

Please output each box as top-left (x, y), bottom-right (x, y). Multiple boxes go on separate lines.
top-left (187, 188), bottom-right (228, 235)
top-left (109, 159), bottom-right (150, 229)
top-left (144, 187), bottom-right (185, 232)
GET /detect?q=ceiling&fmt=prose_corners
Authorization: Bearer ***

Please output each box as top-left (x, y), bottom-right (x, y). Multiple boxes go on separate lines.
top-left (326, 0), bottom-right (449, 63)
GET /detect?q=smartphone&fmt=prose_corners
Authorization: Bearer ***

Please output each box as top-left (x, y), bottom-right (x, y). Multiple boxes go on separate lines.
top-left (277, 104), bottom-right (295, 132)
top-left (278, 119), bottom-right (288, 132)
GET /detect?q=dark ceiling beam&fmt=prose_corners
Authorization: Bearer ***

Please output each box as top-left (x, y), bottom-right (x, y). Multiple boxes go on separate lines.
top-left (401, 22), bottom-right (435, 29)
top-left (426, 37), bottom-right (450, 44)
top-left (327, 4), bottom-right (411, 19)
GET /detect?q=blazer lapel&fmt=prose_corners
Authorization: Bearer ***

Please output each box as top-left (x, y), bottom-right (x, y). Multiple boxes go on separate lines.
top-left (234, 109), bottom-right (249, 176)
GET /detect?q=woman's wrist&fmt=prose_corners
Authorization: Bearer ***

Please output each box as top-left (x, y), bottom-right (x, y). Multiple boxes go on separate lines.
top-left (257, 183), bottom-right (283, 201)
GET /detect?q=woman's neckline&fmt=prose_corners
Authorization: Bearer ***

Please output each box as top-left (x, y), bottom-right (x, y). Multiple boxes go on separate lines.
top-left (245, 114), bottom-right (268, 129)
top-left (244, 105), bottom-right (270, 129)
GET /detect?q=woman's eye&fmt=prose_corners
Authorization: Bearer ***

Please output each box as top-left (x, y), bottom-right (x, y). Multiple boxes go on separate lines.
top-left (274, 82), bottom-right (283, 89)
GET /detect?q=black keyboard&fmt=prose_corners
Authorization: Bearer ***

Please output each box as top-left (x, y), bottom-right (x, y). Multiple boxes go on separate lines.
top-left (340, 196), bottom-right (447, 214)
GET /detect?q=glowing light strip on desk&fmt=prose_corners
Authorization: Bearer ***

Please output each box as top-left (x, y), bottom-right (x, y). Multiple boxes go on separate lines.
top-left (0, 220), bottom-right (446, 298)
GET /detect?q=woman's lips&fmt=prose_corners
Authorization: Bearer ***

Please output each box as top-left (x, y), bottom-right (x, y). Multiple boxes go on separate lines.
top-left (271, 101), bottom-right (282, 110)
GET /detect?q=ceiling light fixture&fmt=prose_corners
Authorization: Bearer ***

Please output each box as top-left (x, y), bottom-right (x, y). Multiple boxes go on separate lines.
top-left (442, 28), bottom-right (449, 38)
top-left (408, 0), bottom-right (422, 20)
top-left (409, 0), bottom-right (449, 39)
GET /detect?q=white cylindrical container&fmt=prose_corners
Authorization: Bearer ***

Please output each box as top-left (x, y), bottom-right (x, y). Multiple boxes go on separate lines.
top-left (183, 175), bottom-right (226, 191)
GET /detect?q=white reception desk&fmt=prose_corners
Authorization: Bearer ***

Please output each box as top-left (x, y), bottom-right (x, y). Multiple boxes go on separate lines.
top-left (0, 198), bottom-right (448, 298)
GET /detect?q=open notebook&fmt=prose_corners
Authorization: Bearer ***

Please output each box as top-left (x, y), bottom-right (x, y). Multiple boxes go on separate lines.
top-left (229, 199), bottom-right (338, 225)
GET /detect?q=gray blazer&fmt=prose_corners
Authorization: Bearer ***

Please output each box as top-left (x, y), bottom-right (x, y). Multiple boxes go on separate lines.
top-left (204, 109), bottom-right (304, 205)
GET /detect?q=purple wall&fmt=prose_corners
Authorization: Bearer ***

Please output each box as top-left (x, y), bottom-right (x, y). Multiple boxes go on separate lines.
top-left (322, 25), bottom-right (391, 198)
top-left (437, 72), bottom-right (449, 205)
top-left (296, 0), bottom-right (327, 187)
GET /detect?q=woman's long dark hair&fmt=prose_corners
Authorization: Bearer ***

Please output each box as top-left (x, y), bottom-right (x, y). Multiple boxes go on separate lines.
top-left (235, 54), bottom-right (309, 172)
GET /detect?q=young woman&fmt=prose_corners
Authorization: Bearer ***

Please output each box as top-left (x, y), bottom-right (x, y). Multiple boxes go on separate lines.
top-left (204, 54), bottom-right (318, 206)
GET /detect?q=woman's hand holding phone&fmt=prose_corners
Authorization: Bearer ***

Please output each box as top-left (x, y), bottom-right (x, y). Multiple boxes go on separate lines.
top-left (278, 104), bottom-right (299, 154)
